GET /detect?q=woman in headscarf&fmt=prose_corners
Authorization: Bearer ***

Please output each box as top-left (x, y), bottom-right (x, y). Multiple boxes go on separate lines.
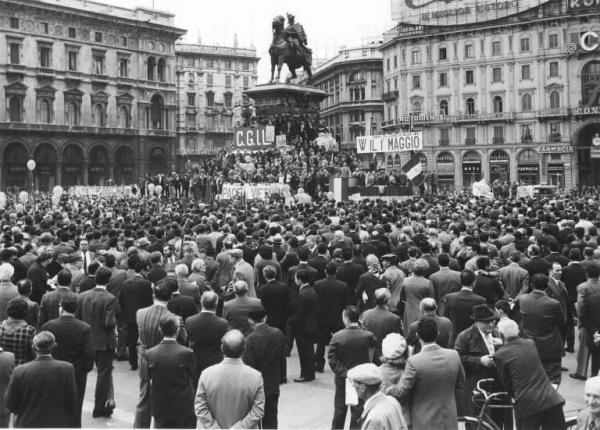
top-left (379, 333), bottom-right (410, 426)
top-left (355, 254), bottom-right (387, 313)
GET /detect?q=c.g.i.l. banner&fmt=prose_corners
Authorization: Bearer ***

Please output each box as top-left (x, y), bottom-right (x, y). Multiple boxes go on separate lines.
top-left (356, 131), bottom-right (423, 154)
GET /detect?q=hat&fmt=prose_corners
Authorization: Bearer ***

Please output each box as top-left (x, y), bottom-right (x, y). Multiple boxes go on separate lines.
top-left (381, 253), bottom-right (397, 261)
top-left (40, 232), bottom-right (53, 243)
top-left (137, 237), bottom-right (151, 248)
top-left (382, 333), bottom-right (407, 359)
top-left (347, 363), bottom-right (382, 386)
top-left (470, 304), bottom-right (498, 322)
top-left (229, 248), bottom-right (243, 258)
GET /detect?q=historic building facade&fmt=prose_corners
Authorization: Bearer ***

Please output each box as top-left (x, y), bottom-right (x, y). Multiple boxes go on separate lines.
top-left (310, 45), bottom-right (384, 149)
top-left (381, 0), bottom-right (600, 191)
top-left (0, 0), bottom-right (185, 190)
top-left (175, 43), bottom-right (259, 164)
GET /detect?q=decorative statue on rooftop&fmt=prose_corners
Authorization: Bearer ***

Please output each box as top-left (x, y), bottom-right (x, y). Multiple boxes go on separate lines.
top-left (269, 13), bottom-right (312, 83)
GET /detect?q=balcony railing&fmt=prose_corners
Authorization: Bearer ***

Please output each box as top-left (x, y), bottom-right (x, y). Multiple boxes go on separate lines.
top-left (452, 113), bottom-right (479, 123)
top-left (382, 90), bottom-right (399, 101)
top-left (492, 137), bottom-right (505, 145)
top-left (521, 136), bottom-right (534, 144)
top-left (205, 126), bottom-right (233, 133)
top-left (439, 139), bottom-right (449, 146)
top-left (537, 108), bottom-right (569, 118)
top-left (479, 112), bottom-right (515, 121)
top-left (464, 137), bottom-right (477, 145)
top-left (549, 132), bottom-right (561, 142)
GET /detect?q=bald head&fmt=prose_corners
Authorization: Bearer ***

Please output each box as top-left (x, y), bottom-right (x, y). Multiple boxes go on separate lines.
top-left (585, 376), bottom-right (600, 416)
top-left (374, 288), bottom-right (391, 306)
top-left (221, 329), bottom-right (246, 358)
top-left (420, 297), bottom-right (437, 314)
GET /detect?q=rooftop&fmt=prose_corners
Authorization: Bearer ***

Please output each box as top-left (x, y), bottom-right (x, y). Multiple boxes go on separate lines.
top-left (176, 43), bottom-right (258, 60)
top-left (312, 44), bottom-right (383, 76)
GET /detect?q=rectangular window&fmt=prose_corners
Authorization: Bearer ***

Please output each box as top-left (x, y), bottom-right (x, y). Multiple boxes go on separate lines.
top-left (94, 32), bottom-right (103, 43)
top-left (492, 41), bottom-right (501, 56)
top-left (549, 61), bottom-right (559, 77)
top-left (548, 34), bottom-right (559, 48)
top-left (119, 58), bottom-right (128, 77)
top-left (120, 36), bottom-right (127, 47)
top-left (225, 60), bottom-right (231, 69)
top-left (39, 46), bottom-right (51, 68)
top-left (187, 93), bottom-right (195, 106)
top-left (411, 50), bottom-right (421, 64)
top-left (520, 38), bottom-right (530, 52)
top-left (439, 47), bottom-right (447, 60)
top-left (207, 74), bottom-right (213, 86)
top-left (440, 128), bottom-right (449, 146)
top-left (439, 72), bottom-right (448, 87)
top-left (393, 55), bottom-right (398, 68)
top-left (68, 51), bottom-right (78, 71)
top-left (494, 125), bottom-right (504, 139)
top-left (466, 127), bottom-right (476, 140)
top-left (9, 43), bottom-right (20, 65)
top-left (42, 22), bottom-right (49, 34)
top-left (9, 17), bottom-right (19, 29)
top-left (68, 27), bottom-right (76, 38)
top-left (521, 124), bottom-right (533, 141)
top-left (243, 76), bottom-right (249, 88)
top-left (492, 67), bottom-right (502, 83)
top-left (521, 64), bottom-right (531, 80)
top-left (92, 53), bottom-right (105, 75)
top-left (412, 74), bottom-right (421, 89)
top-left (393, 77), bottom-right (398, 90)
top-left (243, 61), bottom-right (250, 71)
top-left (206, 58), bottom-right (214, 68)
top-left (386, 80), bottom-right (391, 93)
top-left (225, 75), bottom-right (232, 87)
top-left (386, 58), bottom-right (390, 71)
top-left (465, 70), bottom-right (474, 84)
top-left (465, 43), bottom-right (474, 58)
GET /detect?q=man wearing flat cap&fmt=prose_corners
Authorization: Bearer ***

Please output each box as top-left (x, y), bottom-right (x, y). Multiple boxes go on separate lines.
top-left (231, 248), bottom-right (257, 298)
top-left (348, 363), bottom-right (406, 430)
top-left (5, 331), bottom-right (78, 428)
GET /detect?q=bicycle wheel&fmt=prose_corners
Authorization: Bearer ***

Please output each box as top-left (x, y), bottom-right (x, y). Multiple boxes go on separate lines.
top-left (458, 416), bottom-right (496, 430)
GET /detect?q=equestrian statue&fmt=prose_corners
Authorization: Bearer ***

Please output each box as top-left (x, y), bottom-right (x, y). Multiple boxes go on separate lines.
top-left (269, 13), bottom-right (312, 83)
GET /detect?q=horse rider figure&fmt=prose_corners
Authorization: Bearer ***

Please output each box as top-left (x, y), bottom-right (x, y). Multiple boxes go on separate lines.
top-left (284, 13), bottom-right (311, 58)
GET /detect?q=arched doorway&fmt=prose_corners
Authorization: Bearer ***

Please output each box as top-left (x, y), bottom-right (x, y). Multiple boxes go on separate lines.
top-left (149, 147), bottom-right (167, 175)
top-left (462, 150), bottom-right (481, 189)
top-left (489, 149), bottom-right (510, 184)
top-left (62, 145), bottom-right (84, 186)
top-left (575, 122), bottom-right (600, 186)
top-left (436, 152), bottom-right (455, 192)
top-left (517, 149), bottom-right (540, 185)
top-left (33, 144), bottom-right (57, 191)
top-left (115, 146), bottom-right (135, 185)
top-left (3, 142), bottom-right (28, 190)
top-left (88, 146), bottom-right (109, 185)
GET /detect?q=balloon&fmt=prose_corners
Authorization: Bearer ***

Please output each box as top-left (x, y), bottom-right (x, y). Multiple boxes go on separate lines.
top-left (26, 159), bottom-right (36, 171)
top-left (52, 185), bottom-right (63, 196)
top-left (155, 185), bottom-right (163, 195)
top-left (14, 203), bottom-right (24, 213)
top-left (51, 195), bottom-right (60, 206)
top-left (327, 191), bottom-right (335, 201)
top-left (18, 191), bottom-right (28, 204)
top-left (147, 183), bottom-right (155, 195)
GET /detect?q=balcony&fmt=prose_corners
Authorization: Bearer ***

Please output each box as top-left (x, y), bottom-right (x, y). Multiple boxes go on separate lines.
top-left (537, 108), bottom-right (569, 119)
top-left (91, 74), bottom-right (109, 84)
top-left (478, 112), bottom-right (515, 122)
top-left (205, 126), bottom-right (233, 134)
top-left (36, 67), bottom-right (54, 78)
top-left (521, 136), bottom-right (534, 144)
top-left (439, 139), bottom-right (449, 146)
top-left (492, 137), bottom-right (505, 145)
top-left (382, 90), bottom-right (399, 102)
top-left (452, 113), bottom-right (479, 123)
top-left (66, 125), bottom-right (137, 136)
top-left (0, 122), bottom-right (68, 132)
top-left (464, 137), bottom-right (477, 145)
top-left (549, 132), bottom-right (562, 142)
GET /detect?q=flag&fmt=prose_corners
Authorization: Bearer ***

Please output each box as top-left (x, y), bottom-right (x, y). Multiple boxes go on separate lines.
top-left (402, 153), bottom-right (425, 186)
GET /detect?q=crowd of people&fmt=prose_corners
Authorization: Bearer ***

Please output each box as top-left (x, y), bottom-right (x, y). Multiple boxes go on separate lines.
top-left (0, 187), bottom-right (600, 429)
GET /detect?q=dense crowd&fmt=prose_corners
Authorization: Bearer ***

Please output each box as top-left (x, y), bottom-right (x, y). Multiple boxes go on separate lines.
top-left (0, 189), bottom-right (600, 429)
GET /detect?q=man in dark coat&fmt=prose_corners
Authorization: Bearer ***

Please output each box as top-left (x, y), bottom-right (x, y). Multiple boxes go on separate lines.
top-left (243, 308), bottom-right (285, 429)
top-left (223, 280), bottom-right (265, 336)
top-left (166, 277), bottom-right (199, 323)
top-left (38, 269), bottom-right (77, 326)
top-left (494, 319), bottom-right (566, 429)
top-left (292, 270), bottom-right (319, 382)
top-left (406, 297), bottom-right (452, 354)
top-left (516, 273), bottom-right (566, 385)
top-left (76, 267), bottom-right (120, 418)
top-left (473, 257), bottom-right (506, 307)
top-left (576, 262), bottom-right (600, 376)
top-left (328, 306), bottom-right (377, 429)
top-left (259, 265), bottom-right (293, 334)
top-left (439, 270), bottom-right (487, 345)
top-left (314, 264), bottom-right (352, 372)
top-left (429, 254), bottom-right (462, 301)
top-left (362, 288), bottom-right (403, 365)
top-left (145, 314), bottom-right (196, 429)
top-left (5, 331), bottom-right (78, 428)
top-left (334, 247), bottom-right (365, 303)
top-left (185, 291), bottom-right (229, 382)
top-left (523, 244), bottom-right (551, 278)
top-left (26, 251), bottom-right (52, 304)
top-left (42, 295), bottom-right (94, 427)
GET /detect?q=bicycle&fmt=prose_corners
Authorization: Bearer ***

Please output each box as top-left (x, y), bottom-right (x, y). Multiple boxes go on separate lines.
top-left (458, 378), bottom-right (579, 430)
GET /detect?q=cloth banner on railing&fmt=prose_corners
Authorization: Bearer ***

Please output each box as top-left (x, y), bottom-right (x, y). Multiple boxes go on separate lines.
top-left (68, 186), bottom-right (135, 197)
top-left (220, 183), bottom-right (289, 201)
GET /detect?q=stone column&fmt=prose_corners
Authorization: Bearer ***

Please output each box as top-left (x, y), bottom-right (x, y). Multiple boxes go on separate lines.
top-left (55, 157), bottom-right (62, 186)
top-left (82, 160), bottom-right (89, 186)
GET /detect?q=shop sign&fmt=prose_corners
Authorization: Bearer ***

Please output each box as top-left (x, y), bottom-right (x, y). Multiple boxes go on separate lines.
top-left (517, 164), bottom-right (539, 173)
top-left (591, 148), bottom-right (600, 158)
top-left (356, 131), bottom-right (423, 154)
top-left (568, 0), bottom-right (600, 13)
top-left (573, 106), bottom-right (600, 115)
top-left (463, 164), bottom-right (481, 174)
top-left (538, 145), bottom-right (573, 153)
top-left (489, 154), bottom-right (509, 162)
top-left (548, 164), bottom-right (565, 172)
top-left (436, 162), bottom-right (455, 175)
top-left (234, 126), bottom-right (275, 150)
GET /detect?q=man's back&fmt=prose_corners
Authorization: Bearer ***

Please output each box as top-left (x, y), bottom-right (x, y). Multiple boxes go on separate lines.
top-left (362, 307), bottom-right (403, 359)
top-left (335, 262), bottom-right (364, 296)
top-left (243, 324), bottom-right (284, 394)
top-left (223, 296), bottom-right (264, 336)
top-left (518, 290), bottom-right (565, 359)
top-left (76, 288), bottom-right (118, 351)
top-left (577, 278), bottom-right (600, 333)
top-left (328, 327), bottom-right (377, 379)
top-left (440, 289), bottom-right (487, 343)
top-left (42, 315), bottom-right (94, 372)
top-left (429, 268), bottom-right (461, 301)
top-left (186, 311), bottom-right (229, 379)
top-left (314, 277), bottom-right (350, 330)
top-left (120, 277), bottom-right (154, 324)
top-left (259, 279), bottom-right (292, 333)
top-left (498, 263), bottom-right (529, 298)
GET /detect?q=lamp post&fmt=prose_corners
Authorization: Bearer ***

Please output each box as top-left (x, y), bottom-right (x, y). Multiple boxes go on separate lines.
top-left (26, 159), bottom-right (36, 202)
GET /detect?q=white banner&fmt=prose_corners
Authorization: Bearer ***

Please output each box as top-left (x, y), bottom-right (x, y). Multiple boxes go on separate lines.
top-left (221, 183), bottom-right (288, 201)
top-left (68, 186), bottom-right (134, 197)
top-left (356, 131), bottom-right (423, 154)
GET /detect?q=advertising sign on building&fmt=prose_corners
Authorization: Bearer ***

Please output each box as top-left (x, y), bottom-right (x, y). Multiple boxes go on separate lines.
top-left (234, 126), bottom-right (275, 150)
top-left (568, 0), bottom-right (600, 13)
top-left (390, 0), bottom-right (550, 27)
top-left (539, 145), bottom-right (573, 153)
top-left (356, 131), bottom-right (423, 154)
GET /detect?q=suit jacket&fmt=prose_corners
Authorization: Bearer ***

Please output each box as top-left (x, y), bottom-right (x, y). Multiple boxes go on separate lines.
top-left (498, 263), bottom-right (529, 298)
top-left (335, 261), bottom-right (365, 300)
top-left (76, 287), bottom-right (120, 351)
top-left (494, 337), bottom-right (564, 419)
top-left (185, 311), bottom-right (230, 379)
top-left (517, 290), bottom-right (565, 359)
top-left (314, 277), bottom-right (351, 330)
top-left (362, 307), bottom-right (403, 362)
top-left (407, 315), bottom-right (453, 353)
top-left (77, 276), bottom-right (97, 293)
top-left (0, 283), bottom-right (18, 322)
top-left (195, 357), bottom-right (264, 429)
top-left (42, 315), bottom-right (94, 375)
top-left (390, 344), bottom-right (465, 430)
top-left (145, 339), bottom-right (196, 421)
top-left (439, 289), bottom-right (487, 344)
top-left (382, 266), bottom-right (405, 313)
top-left (258, 279), bottom-right (293, 333)
top-left (223, 295), bottom-right (265, 336)
top-left (524, 257), bottom-right (551, 278)
top-left (547, 276), bottom-right (573, 334)
top-left (429, 267), bottom-right (462, 301)
top-left (0, 349), bottom-right (15, 416)
top-left (234, 261), bottom-right (256, 297)
top-left (294, 284), bottom-right (319, 335)
top-left (167, 293), bottom-right (199, 322)
top-left (356, 272), bottom-right (387, 312)
top-left (178, 279), bottom-right (203, 303)
top-left (26, 262), bottom-right (49, 304)
top-left (400, 276), bottom-right (435, 332)
top-left (243, 323), bottom-right (285, 394)
top-left (360, 391), bottom-right (407, 430)
top-left (287, 262), bottom-right (319, 289)
top-left (473, 273), bottom-right (505, 307)
top-left (38, 287), bottom-right (77, 327)
top-left (147, 265), bottom-right (167, 284)
top-left (576, 278), bottom-right (600, 346)
top-left (328, 326), bottom-right (377, 380)
top-left (5, 355), bottom-right (78, 428)
top-left (120, 275), bottom-right (154, 324)
top-left (308, 255), bottom-right (328, 281)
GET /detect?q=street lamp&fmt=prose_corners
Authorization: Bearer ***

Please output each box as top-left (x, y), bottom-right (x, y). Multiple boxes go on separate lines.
top-left (26, 159), bottom-right (36, 199)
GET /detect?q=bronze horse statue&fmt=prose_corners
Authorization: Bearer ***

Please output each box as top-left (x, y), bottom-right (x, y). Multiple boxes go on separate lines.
top-left (269, 15), bottom-right (312, 83)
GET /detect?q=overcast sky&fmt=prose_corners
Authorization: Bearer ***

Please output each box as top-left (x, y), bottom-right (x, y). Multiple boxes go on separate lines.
top-left (105, 0), bottom-right (394, 82)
